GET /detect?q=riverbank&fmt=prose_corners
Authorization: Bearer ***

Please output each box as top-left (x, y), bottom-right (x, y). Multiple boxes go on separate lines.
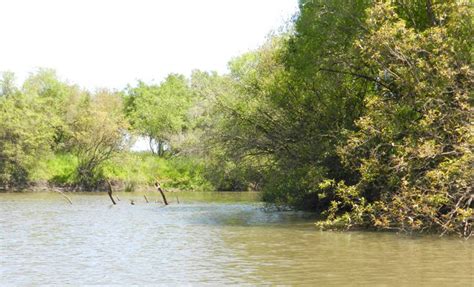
top-left (15, 152), bottom-right (213, 192)
top-left (0, 180), bottom-right (157, 193)
top-left (0, 178), bottom-right (208, 193)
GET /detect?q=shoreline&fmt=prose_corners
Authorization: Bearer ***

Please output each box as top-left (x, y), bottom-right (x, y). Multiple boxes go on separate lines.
top-left (0, 180), bottom-right (172, 193)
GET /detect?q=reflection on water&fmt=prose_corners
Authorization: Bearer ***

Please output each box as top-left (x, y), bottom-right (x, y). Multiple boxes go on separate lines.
top-left (0, 192), bottom-right (472, 286)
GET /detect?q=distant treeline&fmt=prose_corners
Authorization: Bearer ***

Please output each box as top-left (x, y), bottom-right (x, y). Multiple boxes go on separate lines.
top-left (1, 0), bottom-right (472, 237)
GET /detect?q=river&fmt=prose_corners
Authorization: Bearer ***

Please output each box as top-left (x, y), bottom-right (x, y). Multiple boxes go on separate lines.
top-left (0, 192), bottom-right (472, 286)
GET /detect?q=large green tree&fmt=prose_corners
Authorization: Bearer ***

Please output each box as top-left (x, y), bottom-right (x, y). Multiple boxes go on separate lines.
top-left (67, 90), bottom-right (129, 188)
top-left (0, 72), bottom-right (54, 186)
top-left (125, 74), bottom-right (192, 156)
top-left (328, 0), bottom-right (473, 237)
top-left (207, 0), bottom-right (371, 203)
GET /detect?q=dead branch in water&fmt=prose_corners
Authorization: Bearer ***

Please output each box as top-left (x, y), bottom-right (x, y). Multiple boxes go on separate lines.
top-left (154, 182), bottom-right (168, 205)
top-left (106, 180), bottom-right (117, 205)
top-left (144, 194), bottom-right (149, 203)
top-left (57, 190), bottom-right (73, 205)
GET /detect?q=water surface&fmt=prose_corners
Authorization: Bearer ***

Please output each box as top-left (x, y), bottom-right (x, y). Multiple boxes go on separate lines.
top-left (1, 192), bottom-right (472, 286)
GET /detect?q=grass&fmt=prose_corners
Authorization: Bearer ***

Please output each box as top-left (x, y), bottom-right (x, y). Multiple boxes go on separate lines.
top-left (31, 152), bottom-right (213, 191)
top-left (30, 153), bottom-right (78, 184)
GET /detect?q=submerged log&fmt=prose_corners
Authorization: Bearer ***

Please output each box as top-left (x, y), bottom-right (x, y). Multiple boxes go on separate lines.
top-left (106, 180), bottom-right (117, 205)
top-left (155, 182), bottom-right (168, 205)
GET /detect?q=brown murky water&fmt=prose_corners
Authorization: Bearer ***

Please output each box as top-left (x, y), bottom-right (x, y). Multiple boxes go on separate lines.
top-left (0, 192), bottom-right (472, 286)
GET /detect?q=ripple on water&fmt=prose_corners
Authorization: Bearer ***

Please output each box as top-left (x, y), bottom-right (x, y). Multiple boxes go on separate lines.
top-left (0, 192), bottom-right (472, 286)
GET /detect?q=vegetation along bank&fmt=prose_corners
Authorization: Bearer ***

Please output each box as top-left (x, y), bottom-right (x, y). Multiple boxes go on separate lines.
top-left (0, 0), bottom-right (472, 237)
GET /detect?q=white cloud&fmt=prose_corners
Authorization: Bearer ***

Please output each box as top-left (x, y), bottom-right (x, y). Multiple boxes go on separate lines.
top-left (0, 0), bottom-right (298, 90)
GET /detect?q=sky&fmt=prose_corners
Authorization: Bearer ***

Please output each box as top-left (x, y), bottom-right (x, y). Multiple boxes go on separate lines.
top-left (0, 0), bottom-right (298, 90)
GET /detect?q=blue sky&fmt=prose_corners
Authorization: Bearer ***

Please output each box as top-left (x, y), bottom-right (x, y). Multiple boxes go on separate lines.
top-left (0, 0), bottom-right (298, 90)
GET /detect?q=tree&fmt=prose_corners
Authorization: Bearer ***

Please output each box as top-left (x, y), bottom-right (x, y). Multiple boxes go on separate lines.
top-left (124, 74), bottom-right (192, 156)
top-left (0, 72), bottom-right (54, 186)
top-left (22, 68), bottom-right (81, 150)
top-left (329, 0), bottom-right (473, 237)
top-left (207, 4), bottom-right (370, 199)
top-left (0, 71), bottom-right (18, 97)
top-left (67, 90), bottom-right (129, 188)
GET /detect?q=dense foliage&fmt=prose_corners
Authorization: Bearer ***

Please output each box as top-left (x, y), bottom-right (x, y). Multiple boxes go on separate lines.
top-left (0, 70), bottom-right (128, 188)
top-left (0, 0), bottom-right (471, 236)
top-left (205, 0), bottom-right (473, 237)
top-left (334, 0), bottom-right (473, 237)
top-left (0, 72), bottom-right (54, 185)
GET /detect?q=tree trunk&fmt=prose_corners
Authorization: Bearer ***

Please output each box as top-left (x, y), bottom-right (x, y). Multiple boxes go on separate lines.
top-left (426, 0), bottom-right (437, 26)
top-left (158, 141), bottom-right (164, 157)
top-left (149, 137), bottom-right (156, 155)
